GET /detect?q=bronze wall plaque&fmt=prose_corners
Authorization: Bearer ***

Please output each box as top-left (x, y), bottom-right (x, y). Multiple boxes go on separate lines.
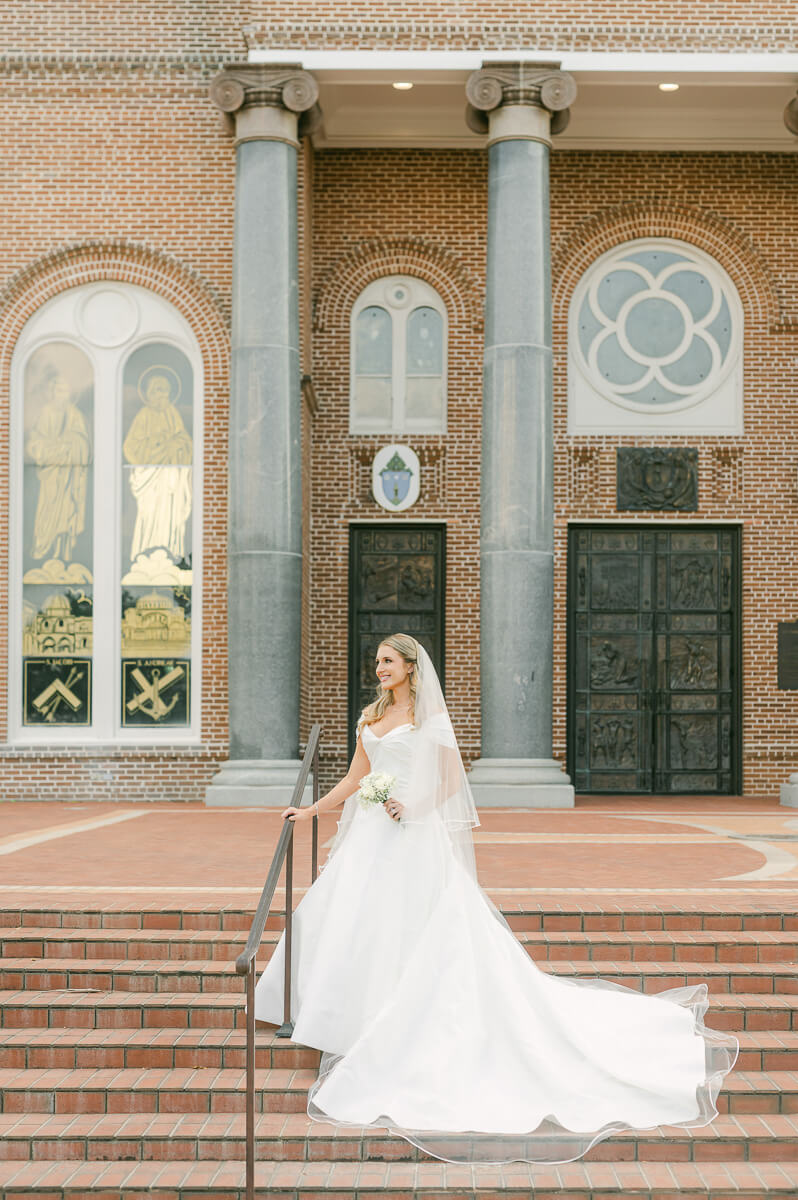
top-left (777, 622), bottom-right (798, 690)
top-left (617, 447), bottom-right (698, 511)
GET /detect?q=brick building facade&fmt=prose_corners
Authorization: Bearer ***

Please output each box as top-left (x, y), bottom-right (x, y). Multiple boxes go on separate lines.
top-left (1, 2), bottom-right (797, 800)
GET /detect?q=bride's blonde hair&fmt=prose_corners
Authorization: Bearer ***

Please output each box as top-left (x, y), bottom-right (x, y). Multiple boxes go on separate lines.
top-left (358, 633), bottom-right (419, 732)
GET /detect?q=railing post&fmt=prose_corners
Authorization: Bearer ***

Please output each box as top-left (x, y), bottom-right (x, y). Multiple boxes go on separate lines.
top-left (278, 829), bottom-right (294, 1037)
top-left (235, 724), bottom-right (320, 1196)
top-left (245, 959), bottom-right (255, 1200)
top-left (312, 739), bottom-right (319, 882)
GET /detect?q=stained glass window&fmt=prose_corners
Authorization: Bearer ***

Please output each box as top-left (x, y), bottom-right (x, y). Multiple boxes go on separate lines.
top-left (120, 344), bottom-right (194, 729)
top-left (350, 276), bottom-right (447, 433)
top-left (11, 284), bottom-right (201, 742)
top-left (21, 343), bottom-right (94, 727)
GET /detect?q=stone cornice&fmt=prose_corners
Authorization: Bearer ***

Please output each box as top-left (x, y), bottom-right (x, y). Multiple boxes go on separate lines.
top-left (241, 22), bottom-right (798, 54)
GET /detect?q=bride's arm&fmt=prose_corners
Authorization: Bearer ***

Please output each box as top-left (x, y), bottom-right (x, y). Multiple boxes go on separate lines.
top-left (282, 736), bottom-right (370, 822)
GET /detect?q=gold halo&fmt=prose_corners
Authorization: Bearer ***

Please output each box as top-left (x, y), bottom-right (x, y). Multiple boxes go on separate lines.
top-left (137, 364), bottom-right (182, 405)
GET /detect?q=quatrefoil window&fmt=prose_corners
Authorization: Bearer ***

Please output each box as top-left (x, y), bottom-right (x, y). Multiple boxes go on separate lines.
top-left (568, 239), bottom-right (743, 433)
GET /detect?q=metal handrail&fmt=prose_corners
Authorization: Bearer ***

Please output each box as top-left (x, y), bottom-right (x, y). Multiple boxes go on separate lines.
top-left (236, 722), bottom-right (321, 1200)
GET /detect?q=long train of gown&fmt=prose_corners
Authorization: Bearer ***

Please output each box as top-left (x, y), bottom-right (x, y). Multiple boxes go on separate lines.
top-left (254, 723), bottom-right (739, 1164)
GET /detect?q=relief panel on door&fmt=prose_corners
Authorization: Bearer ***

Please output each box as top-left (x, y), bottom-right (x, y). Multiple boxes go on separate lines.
top-left (569, 526), bottom-right (739, 795)
top-left (348, 525), bottom-right (445, 755)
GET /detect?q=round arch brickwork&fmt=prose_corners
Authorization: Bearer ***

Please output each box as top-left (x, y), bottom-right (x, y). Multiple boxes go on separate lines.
top-left (313, 236), bottom-right (482, 335)
top-left (0, 239), bottom-right (231, 376)
top-left (552, 202), bottom-right (782, 330)
top-left (0, 240), bottom-right (232, 791)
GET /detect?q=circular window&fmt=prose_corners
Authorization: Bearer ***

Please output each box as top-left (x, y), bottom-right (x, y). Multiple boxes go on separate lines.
top-left (571, 240), bottom-right (741, 414)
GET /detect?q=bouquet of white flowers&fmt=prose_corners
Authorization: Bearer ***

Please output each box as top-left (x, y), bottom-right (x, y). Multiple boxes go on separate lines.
top-left (356, 770), bottom-right (397, 811)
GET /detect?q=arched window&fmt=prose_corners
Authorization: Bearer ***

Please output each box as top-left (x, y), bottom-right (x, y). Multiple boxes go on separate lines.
top-left (350, 276), bottom-right (447, 434)
top-left (10, 282), bottom-right (202, 743)
top-left (568, 238), bottom-right (743, 434)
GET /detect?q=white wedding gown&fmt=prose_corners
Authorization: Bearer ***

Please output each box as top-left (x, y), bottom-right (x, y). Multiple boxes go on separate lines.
top-left (254, 722), bottom-right (738, 1163)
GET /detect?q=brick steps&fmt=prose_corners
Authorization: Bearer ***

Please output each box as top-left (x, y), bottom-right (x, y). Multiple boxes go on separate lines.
top-left (0, 1066), bottom-right (317, 1116)
top-left (1, 896), bottom-right (793, 1198)
top-left (0, 986), bottom-right (793, 1032)
top-left (3, 901), bottom-right (797, 933)
top-left (5, 924), bottom-right (797, 963)
top-left (0, 1068), bottom-right (794, 1122)
top-left (545, 960), bottom-right (797, 994)
top-left (0, 1157), bottom-right (796, 1196)
top-left (1, 1108), bottom-right (797, 1164)
top-left (3, 953), bottom-right (795, 995)
top-left (2, 1026), bottom-right (793, 1072)
top-left (0, 958), bottom-right (254, 995)
top-left (0, 990), bottom-right (248, 1031)
top-left (0, 1027), bottom-right (319, 1070)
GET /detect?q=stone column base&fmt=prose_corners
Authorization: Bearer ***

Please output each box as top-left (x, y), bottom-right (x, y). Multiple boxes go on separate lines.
top-left (205, 760), bottom-right (314, 807)
top-left (780, 773), bottom-right (798, 808)
top-left (467, 758), bottom-right (575, 809)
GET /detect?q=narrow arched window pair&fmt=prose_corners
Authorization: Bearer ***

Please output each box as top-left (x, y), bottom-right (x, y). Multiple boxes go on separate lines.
top-left (350, 276), bottom-right (447, 434)
top-left (10, 282), bottom-right (202, 743)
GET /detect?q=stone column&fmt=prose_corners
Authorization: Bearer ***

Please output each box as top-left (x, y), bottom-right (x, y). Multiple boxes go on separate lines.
top-left (466, 62), bottom-right (576, 808)
top-left (205, 65), bottom-right (320, 806)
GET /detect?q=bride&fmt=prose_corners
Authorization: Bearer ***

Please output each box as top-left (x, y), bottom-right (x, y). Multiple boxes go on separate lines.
top-left (254, 633), bottom-right (738, 1163)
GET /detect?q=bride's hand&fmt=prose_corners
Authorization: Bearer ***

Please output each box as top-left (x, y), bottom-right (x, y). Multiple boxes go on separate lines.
top-left (281, 805), bottom-right (314, 822)
top-left (384, 797), bottom-right (404, 822)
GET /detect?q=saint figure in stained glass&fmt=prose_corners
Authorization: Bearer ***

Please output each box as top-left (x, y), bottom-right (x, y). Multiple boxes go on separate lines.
top-left (123, 367), bottom-right (193, 562)
top-left (26, 372), bottom-right (90, 563)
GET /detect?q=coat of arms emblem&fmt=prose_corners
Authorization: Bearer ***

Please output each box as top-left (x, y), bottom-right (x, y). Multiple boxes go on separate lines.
top-left (371, 444), bottom-right (421, 512)
top-left (379, 451), bottom-right (413, 506)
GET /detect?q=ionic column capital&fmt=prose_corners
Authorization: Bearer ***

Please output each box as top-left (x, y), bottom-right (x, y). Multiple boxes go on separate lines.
top-left (209, 63), bottom-right (321, 147)
top-left (466, 61), bottom-right (576, 145)
top-left (785, 91), bottom-right (798, 136)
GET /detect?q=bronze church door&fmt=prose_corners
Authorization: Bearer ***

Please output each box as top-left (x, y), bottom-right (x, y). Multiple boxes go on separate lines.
top-left (568, 526), bottom-right (741, 794)
top-left (348, 524), bottom-right (445, 755)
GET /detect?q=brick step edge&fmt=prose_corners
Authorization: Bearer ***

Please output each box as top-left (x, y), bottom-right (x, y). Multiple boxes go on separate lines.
top-left (5, 950), bottom-right (797, 969)
top-left (0, 1028), bottom-right (792, 1072)
top-left (2, 959), bottom-right (795, 996)
top-left (3, 903), bottom-right (797, 932)
top-left (0, 1065), bottom-right (790, 1095)
top-left (0, 1158), bottom-right (797, 1194)
top-left (5, 927), bottom-right (798, 965)
top-left (0, 1088), bottom-right (792, 1120)
top-left (1, 1106), bottom-right (798, 1159)
top-left (0, 991), bottom-right (790, 1034)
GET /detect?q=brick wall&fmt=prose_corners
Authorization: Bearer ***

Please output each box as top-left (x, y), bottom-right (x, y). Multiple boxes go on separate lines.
top-left (0, 59), bottom-right (235, 800)
top-left (550, 155), bottom-right (798, 796)
top-left (308, 148), bottom-right (798, 795)
top-left (307, 150), bottom-right (486, 785)
top-left (4, 1), bottom-right (793, 55)
top-left (1, 6), bottom-right (796, 798)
